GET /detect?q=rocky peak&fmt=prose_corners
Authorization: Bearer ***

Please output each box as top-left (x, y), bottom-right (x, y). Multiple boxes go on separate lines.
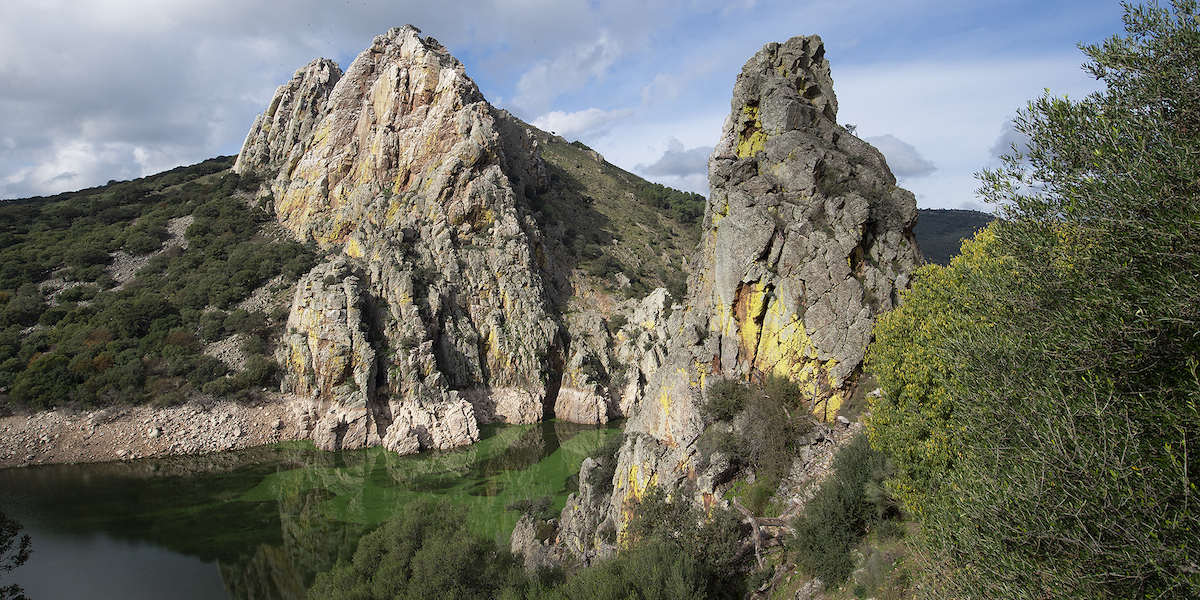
top-left (697, 33), bottom-right (920, 416)
top-left (236, 25), bottom-right (544, 246)
top-left (558, 35), bottom-right (922, 555)
top-left (233, 57), bottom-right (342, 175)
top-left (236, 26), bottom-right (563, 453)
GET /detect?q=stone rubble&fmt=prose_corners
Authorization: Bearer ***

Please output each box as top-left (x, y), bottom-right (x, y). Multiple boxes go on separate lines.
top-left (0, 395), bottom-right (313, 468)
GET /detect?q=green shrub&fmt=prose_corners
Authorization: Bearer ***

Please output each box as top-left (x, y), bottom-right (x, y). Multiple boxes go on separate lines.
top-left (124, 231), bottom-right (163, 255)
top-left (506, 496), bottom-right (555, 521)
top-left (622, 485), bottom-right (748, 595)
top-left (697, 425), bottom-right (743, 470)
top-left (548, 539), bottom-right (710, 600)
top-left (702, 379), bottom-right (746, 422)
top-left (240, 334), bottom-right (266, 355)
top-left (604, 313), bottom-right (627, 336)
top-left (789, 433), bottom-right (895, 587)
top-left (236, 354), bottom-right (278, 389)
top-left (198, 310), bottom-right (226, 342)
top-left (700, 378), bottom-right (812, 488)
top-left (761, 374), bottom-right (804, 410)
top-left (307, 498), bottom-right (528, 600)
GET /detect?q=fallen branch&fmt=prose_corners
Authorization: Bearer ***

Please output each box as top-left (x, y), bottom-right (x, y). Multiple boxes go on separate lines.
top-left (731, 498), bottom-right (766, 571)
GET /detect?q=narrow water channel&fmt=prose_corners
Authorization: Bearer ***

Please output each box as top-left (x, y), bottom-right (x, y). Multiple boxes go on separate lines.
top-left (0, 420), bottom-right (620, 600)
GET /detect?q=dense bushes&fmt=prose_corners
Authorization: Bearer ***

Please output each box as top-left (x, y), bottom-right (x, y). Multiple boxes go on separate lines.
top-left (0, 160), bottom-right (315, 410)
top-left (789, 433), bottom-right (898, 586)
top-left (868, 3), bottom-right (1200, 597)
top-left (635, 182), bottom-right (704, 224)
top-left (622, 486), bottom-right (748, 594)
top-left (698, 376), bottom-right (812, 489)
top-left (309, 493), bottom-right (750, 600)
top-left (308, 498), bottom-right (528, 600)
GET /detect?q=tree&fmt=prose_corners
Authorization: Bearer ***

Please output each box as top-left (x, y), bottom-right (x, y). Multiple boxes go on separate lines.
top-left (869, 2), bottom-right (1200, 598)
top-left (0, 510), bottom-right (32, 600)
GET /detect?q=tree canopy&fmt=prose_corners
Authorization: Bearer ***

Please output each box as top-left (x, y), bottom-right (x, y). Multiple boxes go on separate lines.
top-left (868, 2), bottom-right (1200, 597)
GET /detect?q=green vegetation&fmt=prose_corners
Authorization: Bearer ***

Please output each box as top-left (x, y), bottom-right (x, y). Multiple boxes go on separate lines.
top-left (868, 3), bottom-right (1200, 597)
top-left (0, 157), bottom-right (317, 410)
top-left (307, 498), bottom-right (529, 600)
top-left (633, 181), bottom-right (705, 225)
top-left (310, 487), bottom-right (752, 600)
top-left (534, 136), bottom-right (699, 302)
top-left (698, 376), bottom-right (813, 497)
top-left (584, 430), bottom-right (626, 495)
top-left (789, 433), bottom-right (900, 587)
top-left (599, 486), bottom-right (749, 598)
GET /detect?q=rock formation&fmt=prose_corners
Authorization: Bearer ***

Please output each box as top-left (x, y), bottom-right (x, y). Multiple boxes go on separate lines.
top-left (237, 26), bottom-right (561, 452)
top-left (558, 34), bottom-right (921, 555)
top-left (234, 27), bottom-right (919, 508)
top-left (697, 34), bottom-right (920, 416)
top-left (236, 26), bottom-right (675, 453)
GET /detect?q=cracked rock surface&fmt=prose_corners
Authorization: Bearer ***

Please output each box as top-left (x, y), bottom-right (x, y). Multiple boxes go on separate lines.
top-left (238, 26), bottom-right (560, 452)
top-left (557, 35), bottom-right (921, 557)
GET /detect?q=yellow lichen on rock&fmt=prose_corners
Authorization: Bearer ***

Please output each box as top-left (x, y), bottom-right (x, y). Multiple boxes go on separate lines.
top-left (344, 236), bottom-right (363, 259)
top-left (736, 282), bottom-right (768, 362)
top-left (736, 105), bottom-right (767, 158)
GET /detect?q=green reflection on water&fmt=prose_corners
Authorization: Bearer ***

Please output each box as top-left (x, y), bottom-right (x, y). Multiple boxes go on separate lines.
top-left (0, 420), bottom-right (620, 600)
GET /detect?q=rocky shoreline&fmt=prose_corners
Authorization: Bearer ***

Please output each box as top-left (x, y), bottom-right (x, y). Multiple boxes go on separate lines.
top-left (0, 394), bottom-right (314, 469)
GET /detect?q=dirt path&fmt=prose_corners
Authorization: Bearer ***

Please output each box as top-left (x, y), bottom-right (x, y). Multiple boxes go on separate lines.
top-left (0, 394), bottom-right (316, 468)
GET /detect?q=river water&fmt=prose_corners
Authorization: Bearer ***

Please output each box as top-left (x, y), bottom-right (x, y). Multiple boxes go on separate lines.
top-left (0, 420), bottom-right (619, 599)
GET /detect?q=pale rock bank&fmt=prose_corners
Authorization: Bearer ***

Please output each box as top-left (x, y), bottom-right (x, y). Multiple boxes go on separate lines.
top-left (0, 395), bottom-right (312, 468)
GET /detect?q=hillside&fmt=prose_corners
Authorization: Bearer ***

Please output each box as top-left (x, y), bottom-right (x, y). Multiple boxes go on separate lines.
top-left (0, 140), bottom-right (703, 419)
top-left (531, 136), bottom-right (700, 304)
top-left (913, 208), bottom-right (996, 265)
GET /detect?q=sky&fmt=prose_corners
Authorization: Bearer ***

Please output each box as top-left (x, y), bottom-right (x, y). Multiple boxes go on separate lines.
top-left (0, 0), bottom-right (1128, 210)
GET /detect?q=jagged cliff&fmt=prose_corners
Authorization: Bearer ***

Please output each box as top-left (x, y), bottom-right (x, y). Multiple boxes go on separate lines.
top-left (235, 26), bottom-right (562, 452)
top-left (234, 26), bottom-right (680, 453)
top-left (559, 34), bottom-right (921, 555)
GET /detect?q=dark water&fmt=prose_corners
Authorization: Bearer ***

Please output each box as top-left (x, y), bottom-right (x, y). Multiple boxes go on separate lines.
top-left (0, 420), bottom-right (619, 600)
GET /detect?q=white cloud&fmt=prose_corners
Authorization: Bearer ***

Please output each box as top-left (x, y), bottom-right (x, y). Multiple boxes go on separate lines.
top-left (0, 0), bottom-right (1127, 203)
top-left (532, 108), bottom-right (635, 140)
top-left (636, 138), bottom-right (712, 178)
top-left (630, 138), bottom-right (713, 195)
top-left (863, 134), bottom-right (937, 179)
top-left (836, 56), bottom-right (1106, 208)
top-left (514, 32), bottom-right (624, 114)
top-left (988, 119), bottom-right (1032, 161)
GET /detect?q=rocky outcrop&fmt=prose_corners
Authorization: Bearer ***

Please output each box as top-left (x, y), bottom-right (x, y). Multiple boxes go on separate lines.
top-left (238, 26), bottom-right (566, 452)
top-left (557, 34), bottom-right (921, 556)
top-left (278, 260), bottom-right (379, 450)
top-left (551, 288), bottom-right (680, 425)
top-left (696, 35), bottom-right (920, 417)
top-left (233, 58), bottom-right (342, 175)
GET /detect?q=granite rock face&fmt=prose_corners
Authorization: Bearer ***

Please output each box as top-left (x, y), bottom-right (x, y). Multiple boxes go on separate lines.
top-left (240, 26), bottom-right (561, 452)
top-left (233, 58), bottom-right (341, 175)
top-left (558, 35), bottom-right (921, 555)
top-left (696, 35), bottom-right (921, 418)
